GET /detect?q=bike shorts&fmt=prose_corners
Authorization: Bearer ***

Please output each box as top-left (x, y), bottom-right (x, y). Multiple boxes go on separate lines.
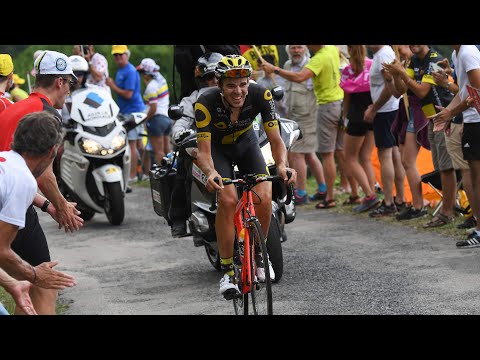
top-left (11, 205), bottom-right (51, 267)
top-left (211, 142), bottom-right (269, 180)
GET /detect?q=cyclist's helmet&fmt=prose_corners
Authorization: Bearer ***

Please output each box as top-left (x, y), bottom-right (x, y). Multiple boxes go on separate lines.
top-left (195, 52), bottom-right (223, 78)
top-left (215, 55), bottom-right (253, 79)
top-left (68, 55), bottom-right (89, 87)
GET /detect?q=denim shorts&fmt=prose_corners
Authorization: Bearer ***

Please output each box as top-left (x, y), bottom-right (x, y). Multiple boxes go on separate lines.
top-left (147, 114), bottom-right (173, 136)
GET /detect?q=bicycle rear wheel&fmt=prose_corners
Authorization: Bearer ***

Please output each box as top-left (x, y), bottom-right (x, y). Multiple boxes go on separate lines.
top-left (249, 219), bottom-right (273, 315)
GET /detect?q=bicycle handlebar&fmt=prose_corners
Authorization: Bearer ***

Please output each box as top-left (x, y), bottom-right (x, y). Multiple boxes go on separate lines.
top-left (209, 177), bottom-right (220, 211)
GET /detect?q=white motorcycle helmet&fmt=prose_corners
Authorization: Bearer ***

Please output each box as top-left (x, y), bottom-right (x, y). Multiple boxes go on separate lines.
top-left (69, 55), bottom-right (89, 87)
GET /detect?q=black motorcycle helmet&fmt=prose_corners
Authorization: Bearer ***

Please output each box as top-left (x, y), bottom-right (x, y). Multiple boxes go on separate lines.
top-left (194, 52), bottom-right (223, 89)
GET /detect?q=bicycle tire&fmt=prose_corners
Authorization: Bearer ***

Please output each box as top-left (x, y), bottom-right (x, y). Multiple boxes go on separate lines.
top-left (249, 218), bottom-right (273, 315)
top-left (232, 239), bottom-right (248, 315)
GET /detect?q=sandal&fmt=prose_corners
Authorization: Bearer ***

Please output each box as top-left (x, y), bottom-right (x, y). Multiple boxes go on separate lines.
top-left (343, 195), bottom-right (361, 205)
top-left (315, 199), bottom-right (336, 209)
top-left (422, 213), bottom-right (454, 228)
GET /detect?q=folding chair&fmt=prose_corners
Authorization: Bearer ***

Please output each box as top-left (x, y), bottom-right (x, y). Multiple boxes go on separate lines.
top-left (420, 169), bottom-right (468, 217)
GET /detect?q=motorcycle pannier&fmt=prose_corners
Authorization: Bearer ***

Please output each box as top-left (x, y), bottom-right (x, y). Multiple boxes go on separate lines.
top-left (149, 165), bottom-right (176, 224)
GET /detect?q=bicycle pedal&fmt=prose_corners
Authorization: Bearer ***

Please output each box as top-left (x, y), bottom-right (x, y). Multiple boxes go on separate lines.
top-left (223, 289), bottom-right (240, 300)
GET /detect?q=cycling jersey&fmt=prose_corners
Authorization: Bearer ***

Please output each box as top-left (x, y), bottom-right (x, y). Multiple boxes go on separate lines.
top-left (406, 49), bottom-right (454, 117)
top-left (194, 82), bottom-right (279, 145)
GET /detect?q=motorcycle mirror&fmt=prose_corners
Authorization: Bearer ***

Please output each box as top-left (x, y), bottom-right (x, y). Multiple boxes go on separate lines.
top-left (271, 86), bottom-right (284, 101)
top-left (168, 105), bottom-right (185, 121)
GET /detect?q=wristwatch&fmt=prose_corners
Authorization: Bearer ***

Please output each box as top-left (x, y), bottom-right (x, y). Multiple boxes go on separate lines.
top-left (274, 68), bottom-right (280, 75)
top-left (41, 199), bottom-right (50, 212)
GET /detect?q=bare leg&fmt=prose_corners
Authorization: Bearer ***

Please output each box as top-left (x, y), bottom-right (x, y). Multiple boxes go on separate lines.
top-left (392, 145), bottom-right (406, 204)
top-left (439, 168), bottom-right (457, 217)
top-left (401, 133), bottom-right (423, 209)
top-left (469, 160), bottom-right (480, 231)
top-left (359, 131), bottom-right (376, 192)
top-left (319, 151), bottom-right (336, 201)
top-left (129, 140), bottom-right (138, 179)
top-left (377, 147), bottom-right (395, 206)
top-left (288, 152), bottom-right (307, 191)
top-left (305, 152), bottom-right (325, 184)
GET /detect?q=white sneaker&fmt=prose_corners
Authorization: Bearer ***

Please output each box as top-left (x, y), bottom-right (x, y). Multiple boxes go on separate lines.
top-left (128, 176), bottom-right (138, 184)
top-left (219, 273), bottom-right (239, 297)
top-left (256, 255), bottom-right (275, 282)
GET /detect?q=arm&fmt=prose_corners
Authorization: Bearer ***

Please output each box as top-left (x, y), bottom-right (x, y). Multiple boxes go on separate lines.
top-left (364, 70), bottom-right (394, 123)
top-left (36, 163), bottom-right (84, 232)
top-left (342, 92), bottom-right (350, 120)
top-left (0, 220), bottom-right (76, 289)
top-left (0, 268), bottom-right (37, 315)
top-left (106, 78), bottom-right (134, 100)
top-left (265, 126), bottom-right (296, 184)
top-left (263, 61), bottom-right (314, 83)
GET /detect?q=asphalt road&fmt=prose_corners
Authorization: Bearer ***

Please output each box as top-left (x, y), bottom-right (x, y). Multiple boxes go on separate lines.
top-left (40, 184), bottom-right (480, 315)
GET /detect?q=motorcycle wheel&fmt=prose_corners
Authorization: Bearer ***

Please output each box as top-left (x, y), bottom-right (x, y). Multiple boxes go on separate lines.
top-left (80, 208), bottom-right (95, 221)
top-left (103, 182), bottom-right (125, 226)
top-left (266, 212), bottom-right (283, 283)
top-left (205, 239), bottom-right (221, 271)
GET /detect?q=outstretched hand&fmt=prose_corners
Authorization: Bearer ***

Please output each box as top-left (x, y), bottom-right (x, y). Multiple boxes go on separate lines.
top-left (34, 261), bottom-right (77, 290)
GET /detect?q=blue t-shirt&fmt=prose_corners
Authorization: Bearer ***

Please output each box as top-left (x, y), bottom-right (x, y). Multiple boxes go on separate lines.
top-left (115, 63), bottom-right (145, 114)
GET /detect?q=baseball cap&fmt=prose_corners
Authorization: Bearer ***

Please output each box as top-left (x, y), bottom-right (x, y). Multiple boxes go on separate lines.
top-left (0, 54), bottom-right (14, 76)
top-left (13, 74), bottom-right (25, 85)
top-left (34, 50), bottom-right (78, 80)
top-left (112, 45), bottom-right (128, 55)
top-left (136, 58), bottom-right (160, 75)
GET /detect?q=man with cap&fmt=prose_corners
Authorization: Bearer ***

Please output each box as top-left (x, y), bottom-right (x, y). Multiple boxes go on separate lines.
top-left (106, 45), bottom-right (145, 183)
top-left (0, 54), bottom-right (14, 114)
top-left (10, 74), bottom-right (29, 102)
top-left (0, 50), bottom-right (84, 314)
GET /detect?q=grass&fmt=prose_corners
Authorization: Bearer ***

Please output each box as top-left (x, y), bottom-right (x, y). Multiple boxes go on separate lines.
top-left (0, 288), bottom-right (71, 315)
top-left (304, 175), bottom-right (471, 241)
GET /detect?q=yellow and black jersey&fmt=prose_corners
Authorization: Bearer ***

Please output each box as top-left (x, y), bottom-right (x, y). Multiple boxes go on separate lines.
top-left (406, 49), bottom-right (454, 117)
top-left (194, 82), bottom-right (279, 145)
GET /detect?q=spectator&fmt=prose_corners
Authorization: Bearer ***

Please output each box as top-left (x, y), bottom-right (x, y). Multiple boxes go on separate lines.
top-left (281, 45), bottom-right (326, 205)
top-left (383, 45), bottom-right (429, 218)
top-left (0, 111), bottom-right (77, 315)
top-left (174, 45), bottom-right (240, 99)
top-left (0, 267), bottom-right (37, 315)
top-left (257, 54), bottom-right (287, 117)
top-left (431, 45), bottom-right (480, 247)
top-left (10, 74), bottom-right (29, 102)
top-left (136, 58), bottom-right (172, 166)
top-left (0, 50), bottom-right (84, 314)
top-left (30, 50), bottom-right (44, 77)
top-left (0, 54), bottom-right (14, 114)
top-left (106, 45), bottom-right (145, 183)
top-left (77, 45), bottom-right (110, 93)
top-left (340, 45), bottom-right (380, 213)
top-left (263, 45), bottom-right (345, 209)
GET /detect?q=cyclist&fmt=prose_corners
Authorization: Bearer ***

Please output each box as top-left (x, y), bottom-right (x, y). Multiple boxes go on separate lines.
top-left (169, 52), bottom-right (223, 239)
top-left (194, 55), bottom-right (297, 298)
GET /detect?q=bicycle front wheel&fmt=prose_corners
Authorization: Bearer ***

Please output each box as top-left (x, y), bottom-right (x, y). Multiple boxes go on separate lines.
top-left (249, 219), bottom-right (273, 315)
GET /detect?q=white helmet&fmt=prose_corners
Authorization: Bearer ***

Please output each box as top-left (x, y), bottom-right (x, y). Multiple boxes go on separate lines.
top-left (68, 55), bottom-right (89, 72)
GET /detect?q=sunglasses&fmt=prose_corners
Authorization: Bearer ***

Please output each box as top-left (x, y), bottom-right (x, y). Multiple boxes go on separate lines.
top-left (113, 53), bottom-right (125, 57)
top-left (57, 76), bottom-right (76, 89)
top-left (224, 68), bottom-right (251, 78)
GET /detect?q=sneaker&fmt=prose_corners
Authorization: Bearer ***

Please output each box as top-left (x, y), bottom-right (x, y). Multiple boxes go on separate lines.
top-left (219, 273), bottom-right (239, 298)
top-left (395, 206), bottom-right (427, 221)
top-left (353, 196), bottom-right (380, 213)
top-left (294, 190), bottom-right (309, 205)
top-left (456, 231), bottom-right (480, 249)
top-left (309, 191), bottom-right (326, 202)
top-left (125, 186), bottom-right (132, 194)
top-left (256, 253), bottom-right (275, 282)
top-left (128, 176), bottom-right (138, 184)
top-left (457, 216), bottom-right (477, 229)
top-left (171, 220), bottom-right (187, 237)
top-left (368, 201), bottom-right (397, 218)
top-left (393, 197), bottom-right (407, 213)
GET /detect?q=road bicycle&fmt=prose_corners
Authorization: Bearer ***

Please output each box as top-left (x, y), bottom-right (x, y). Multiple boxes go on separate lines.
top-left (211, 172), bottom-right (292, 315)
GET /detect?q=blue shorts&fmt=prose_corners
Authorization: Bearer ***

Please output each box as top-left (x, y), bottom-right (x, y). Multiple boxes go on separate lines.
top-left (127, 123), bottom-right (145, 141)
top-left (147, 114), bottom-right (173, 136)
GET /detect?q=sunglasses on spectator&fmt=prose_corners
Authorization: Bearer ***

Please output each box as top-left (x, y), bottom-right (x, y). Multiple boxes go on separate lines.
top-left (57, 76), bottom-right (76, 89)
top-left (113, 53), bottom-right (125, 57)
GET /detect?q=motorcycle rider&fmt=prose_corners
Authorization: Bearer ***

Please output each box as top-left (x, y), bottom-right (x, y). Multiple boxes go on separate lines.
top-left (194, 55), bottom-right (296, 298)
top-left (169, 52), bottom-right (223, 239)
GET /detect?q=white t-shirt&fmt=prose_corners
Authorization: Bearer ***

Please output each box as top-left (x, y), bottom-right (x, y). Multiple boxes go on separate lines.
top-left (370, 46), bottom-right (400, 113)
top-left (0, 151), bottom-right (37, 229)
top-left (143, 75), bottom-right (170, 117)
top-left (452, 45), bottom-right (480, 124)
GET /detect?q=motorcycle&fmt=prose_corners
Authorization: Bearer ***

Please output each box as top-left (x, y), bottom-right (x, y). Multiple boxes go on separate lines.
top-left (58, 85), bottom-right (147, 225)
top-left (150, 105), bottom-right (301, 282)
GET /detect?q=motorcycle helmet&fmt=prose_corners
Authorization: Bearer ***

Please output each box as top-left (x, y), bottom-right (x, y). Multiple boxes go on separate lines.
top-left (68, 55), bottom-right (89, 87)
top-left (215, 55), bottom-right (253, 79)
top-left (194, 52), bottom-right (223, 89)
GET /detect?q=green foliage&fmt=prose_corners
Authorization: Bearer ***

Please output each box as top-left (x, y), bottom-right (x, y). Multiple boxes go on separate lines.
top-left (7, 45), bottom-right (181, 104)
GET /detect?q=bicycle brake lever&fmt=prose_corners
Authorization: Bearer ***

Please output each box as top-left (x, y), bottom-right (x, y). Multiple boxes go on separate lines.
top-left (285, 170), bottom-right (294, 205)
top-left (209, 177), bottom-right (220, 211)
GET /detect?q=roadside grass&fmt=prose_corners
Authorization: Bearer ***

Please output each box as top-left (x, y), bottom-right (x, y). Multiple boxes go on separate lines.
top-left (304, 176), bottom-right (470, 241)
top-left (0, 289), bottom-right (70, 315)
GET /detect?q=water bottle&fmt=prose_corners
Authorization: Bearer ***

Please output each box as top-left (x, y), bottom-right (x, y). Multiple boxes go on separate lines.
top-left (238, 228), bottom-right (245, 258)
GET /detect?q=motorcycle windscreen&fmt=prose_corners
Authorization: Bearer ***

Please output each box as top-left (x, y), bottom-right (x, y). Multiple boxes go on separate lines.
top-left (69, 86), bottom-right (120, 127)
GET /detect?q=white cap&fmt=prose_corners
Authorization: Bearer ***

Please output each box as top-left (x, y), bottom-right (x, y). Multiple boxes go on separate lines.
top-left (34, 50), bottom-right (77, 80)
top-left (136, 58), bottom-right (159, 75)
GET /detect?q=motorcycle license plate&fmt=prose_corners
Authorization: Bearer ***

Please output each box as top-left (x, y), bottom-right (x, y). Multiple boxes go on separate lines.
top-left (106, 167), bottom-right (118, 174)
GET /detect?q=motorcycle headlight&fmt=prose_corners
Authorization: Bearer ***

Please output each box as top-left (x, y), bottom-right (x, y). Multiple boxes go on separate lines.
top-left (79, 138), bottom-right (118, 156)
top-left (111, 132), bottom-right (126, 151)
top-left (260, 142), bottom-right (275, 166)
